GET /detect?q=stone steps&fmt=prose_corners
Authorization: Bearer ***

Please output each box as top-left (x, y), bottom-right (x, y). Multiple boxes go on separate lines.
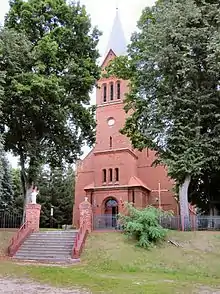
top-left (13, 256), bottom-right (80, 264)
top-left (13, 230), bottom-right (78, 262)
top-left (17, 246), bottom-right (73, 251)
top-left (20, 243), bottom-right (74, 248)
top-left (25, 238), bottom-right (75, 242)
top-left (15, 252), bottom-right (72, 258)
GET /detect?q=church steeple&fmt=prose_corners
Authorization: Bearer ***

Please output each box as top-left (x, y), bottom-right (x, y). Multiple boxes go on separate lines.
top-left (105, 8), bottom-right (127, 56)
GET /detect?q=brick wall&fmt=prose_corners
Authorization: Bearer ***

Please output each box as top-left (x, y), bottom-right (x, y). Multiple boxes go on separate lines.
top-left (73, 49), bottom-right (178, 227)
top-left (25, 204), bottom-right (41, 232)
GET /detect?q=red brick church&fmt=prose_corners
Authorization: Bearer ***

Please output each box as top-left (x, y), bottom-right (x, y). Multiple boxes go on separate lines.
top-left (73, 9), bottom-right (179, 229)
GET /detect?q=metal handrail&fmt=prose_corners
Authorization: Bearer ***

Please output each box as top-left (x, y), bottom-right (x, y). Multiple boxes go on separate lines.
top-left (8, 221), bottom-right (33, 257)
top-left (72, 220), bottom-right (88, 259)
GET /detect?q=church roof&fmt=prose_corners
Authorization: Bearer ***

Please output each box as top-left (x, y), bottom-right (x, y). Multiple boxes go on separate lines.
top-left (83, 177), bottom-right (151, 192)
top-left (84, 183), bottom-right (95, 190)
top-left (128, 176), bottom-right (151, 191)
top-left (105, 8), bottom-right (127, 56)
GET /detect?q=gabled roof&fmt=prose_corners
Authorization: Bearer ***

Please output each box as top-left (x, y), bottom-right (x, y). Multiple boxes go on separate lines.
top-left (84, 183), bottom-right (95, 190)
top-left (105, 8), bottom-right (127, 56)
top-left (128, 176), bottom-right (151, 191)
top-left (101, 49), bottom-right (116, 68)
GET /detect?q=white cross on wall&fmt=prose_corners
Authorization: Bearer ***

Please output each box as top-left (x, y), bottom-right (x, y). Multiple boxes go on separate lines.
top-left (152, 182), bottom-right (169, 209)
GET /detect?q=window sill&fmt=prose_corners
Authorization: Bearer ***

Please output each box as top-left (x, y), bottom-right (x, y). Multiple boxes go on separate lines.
top-left (101, 182), bottom-right (119, 186)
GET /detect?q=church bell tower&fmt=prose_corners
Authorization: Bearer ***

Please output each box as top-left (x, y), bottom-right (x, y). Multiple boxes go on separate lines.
top-left (73, 8), bottom-right (178, 229)
top-left (95, 8), bottom-right (131, 152)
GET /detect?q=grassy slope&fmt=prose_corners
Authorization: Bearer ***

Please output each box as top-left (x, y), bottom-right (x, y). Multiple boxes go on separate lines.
top-left (1, 231), bottom-right (220, 293)
top-left (0, 231), bottom-right (15, 256)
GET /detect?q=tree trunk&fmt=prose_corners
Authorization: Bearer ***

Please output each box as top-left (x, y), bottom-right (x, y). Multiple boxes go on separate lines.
top-left (179, 175), bottom-right (191, 231)
top-left (208, 206), bottom-right (213, 229)
top-left (20, 155), bottom-right (33, 224)
top-left (20, 161), bottom-right (27, 224)
top-left (20, 154), bottom-right (39, 224)
top-left (21, 179), bottom-right (33, 224)
top-left (213, 206), bottom-right (218, 229)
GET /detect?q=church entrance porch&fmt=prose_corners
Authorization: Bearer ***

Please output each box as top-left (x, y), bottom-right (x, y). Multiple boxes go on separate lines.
top-left (93, 197), bottom-right (119, 230)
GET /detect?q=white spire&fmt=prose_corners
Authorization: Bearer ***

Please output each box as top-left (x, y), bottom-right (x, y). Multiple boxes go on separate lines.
top-left (105, 8), bottom-right (127, 56)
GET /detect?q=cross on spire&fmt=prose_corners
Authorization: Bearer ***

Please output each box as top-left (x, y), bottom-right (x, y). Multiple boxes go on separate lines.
top-left (152, 182), bottom-right (169, 209)
top-left (116, 0), bottom-right (119, 10)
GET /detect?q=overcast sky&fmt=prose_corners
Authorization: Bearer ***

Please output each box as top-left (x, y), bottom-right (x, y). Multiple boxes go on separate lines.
top-left (0, 0), bottom-right (155, 55)
top-left (1, 0), bottom-right (156, 167)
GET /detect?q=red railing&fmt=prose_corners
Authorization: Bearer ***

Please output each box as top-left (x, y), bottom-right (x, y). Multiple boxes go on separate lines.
top-left (8, 221), bottom-right (33, 257)
top-left (72, 220), bottom-right (88, 259)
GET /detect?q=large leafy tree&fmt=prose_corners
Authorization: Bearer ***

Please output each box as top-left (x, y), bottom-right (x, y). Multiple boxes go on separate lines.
top-left (108, 0), bottom-right (220, 228)
top-left (32, 166), bottom-right (74, 228)
top-left (11, 168), bottom-right (23, 215)
top-left (0, 46), bottom-right (5, 207)
top-left (0, 0), bottom-right (100, 213)
top-left (10, 166), bottom-right (74, 227)
top-left (189, 170), bottom-right (220, 215)
top-left (0, 71), bottom-right (4, 203)
top-left (0, 155), bottom-right (14, 211)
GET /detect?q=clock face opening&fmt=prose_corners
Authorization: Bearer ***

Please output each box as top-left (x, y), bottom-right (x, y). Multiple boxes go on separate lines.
top-left (107, 118), bottom-right (115, 126)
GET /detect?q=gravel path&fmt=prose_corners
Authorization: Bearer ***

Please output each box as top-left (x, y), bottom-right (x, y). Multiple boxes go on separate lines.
top-left (0, 278), bottom-right (90, 293)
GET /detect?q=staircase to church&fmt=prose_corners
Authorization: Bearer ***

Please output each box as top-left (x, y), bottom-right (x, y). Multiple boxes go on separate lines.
top-left (13, 230), bottom-right (78, 263)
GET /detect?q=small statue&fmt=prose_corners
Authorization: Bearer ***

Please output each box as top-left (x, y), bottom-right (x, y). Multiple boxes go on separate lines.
top-left (85, 196), bottom-right (88, 202)
top-left (31, 186), bottom-right (39, 204)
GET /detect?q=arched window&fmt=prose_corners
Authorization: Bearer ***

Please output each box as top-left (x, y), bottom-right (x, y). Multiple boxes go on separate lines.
top-left (116, 81), bottom-right (121, 99)
top-left (115, 168), bottom-right (119, 182)
top-left (110, 82), bottom-right (114, 100)
top-left (102, 169), bottom-right (106, 183)
top-left (110, 136), bottom-right (112, 148)
top-left (109, 168), bottom-right (113, 182)
top-left (103, 84), bottom-right (107, 102)
top-left (105, 199), bottom-right (118, 208)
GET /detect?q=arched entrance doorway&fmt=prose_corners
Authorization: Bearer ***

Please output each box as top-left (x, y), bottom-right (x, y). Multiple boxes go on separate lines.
top-left (104, 198), bottom-right (118, 229)
top-left (93, 197), bottom-right (119, 230)
top-left (104, 198), bottom-right (118, 216)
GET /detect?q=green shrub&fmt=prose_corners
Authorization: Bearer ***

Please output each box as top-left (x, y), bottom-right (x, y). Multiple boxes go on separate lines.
top-left (119, 204), bottom-right (171, 248)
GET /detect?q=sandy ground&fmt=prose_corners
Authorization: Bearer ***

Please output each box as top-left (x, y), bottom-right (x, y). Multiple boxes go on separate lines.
top-left (198, 287), bottom-right (220, 294)
top-left (1, 277), bottom-right (220, 293)
top-left (0, 278), bottom-right (90, 294)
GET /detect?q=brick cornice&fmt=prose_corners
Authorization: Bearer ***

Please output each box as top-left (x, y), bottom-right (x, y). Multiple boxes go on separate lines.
top-left (97, 100), bottom-right (124, 108)
top-left (84, 184), bottom-right (150, 192)
top-left (93, 148), bottom-right (138, 159)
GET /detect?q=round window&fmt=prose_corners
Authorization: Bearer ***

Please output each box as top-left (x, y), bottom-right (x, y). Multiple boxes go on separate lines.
top-left (107, 117), bottom-right (115, 126)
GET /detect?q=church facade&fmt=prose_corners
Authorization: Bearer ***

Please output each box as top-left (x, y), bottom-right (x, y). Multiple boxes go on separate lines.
top-left (73, 10), bottom-right (178, 228)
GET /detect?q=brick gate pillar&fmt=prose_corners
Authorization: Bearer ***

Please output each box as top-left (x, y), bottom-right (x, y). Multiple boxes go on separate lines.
top-left (25, 204), bottom-right (41, 232)
top-left (79, 197), bottom-right (93, 233)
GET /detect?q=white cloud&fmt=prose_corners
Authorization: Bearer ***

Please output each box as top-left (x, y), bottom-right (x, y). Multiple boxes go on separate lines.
top-left (1, 0), bottom-right (156, 166)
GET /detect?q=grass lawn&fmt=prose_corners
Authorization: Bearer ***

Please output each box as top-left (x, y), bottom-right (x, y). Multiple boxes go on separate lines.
top-left (1, 230), bottom-right (220, 293)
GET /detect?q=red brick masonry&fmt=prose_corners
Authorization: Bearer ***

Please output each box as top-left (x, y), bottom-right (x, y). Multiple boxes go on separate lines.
top-left (79, 198), bottom-right (92, 233)
top-left (73, 50), bottom-right (178, 228)
top-left (26, 204), bottom-right (41, 232)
